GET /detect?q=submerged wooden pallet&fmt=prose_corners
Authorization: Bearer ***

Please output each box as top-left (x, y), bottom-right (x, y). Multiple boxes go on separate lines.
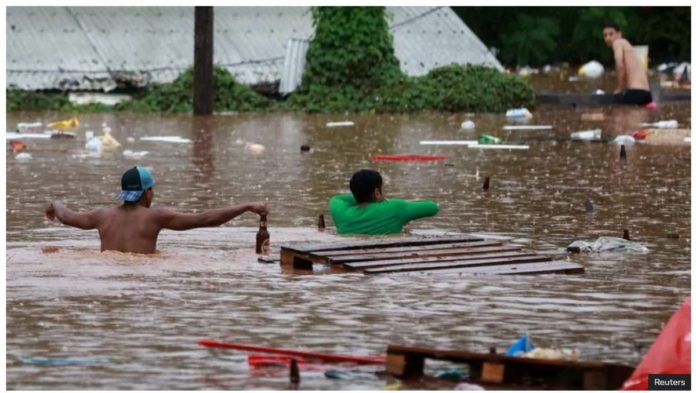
top-left (279, 235), bottom-right (584, 275)
top-left (386, 344), bottom-right (634, 390)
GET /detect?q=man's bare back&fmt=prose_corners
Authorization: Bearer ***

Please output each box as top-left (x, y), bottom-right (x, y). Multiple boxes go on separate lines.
top-left (46, 200), bottom-right (268, 254)
top-left (46, 166), bottom-right (268, 254)
top-left (602, 24), bottom-right (652, 105)
top-left (612, 38), bottom-right (649, 91)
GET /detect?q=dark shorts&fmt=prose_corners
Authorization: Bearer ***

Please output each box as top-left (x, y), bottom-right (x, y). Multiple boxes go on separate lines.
top-left (614, 89), bottom-right (653, 105)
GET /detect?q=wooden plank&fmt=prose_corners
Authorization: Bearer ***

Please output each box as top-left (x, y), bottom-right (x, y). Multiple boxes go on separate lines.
top-left (386, 345), bottom-right (632, 389)
top-left (310, 239), bottom-right (496, 257)
top-left (363, 254), bottom-right (552, 274)
top-left (385, 353), bottom-right (425, 378)
top-left (345, 250), bottom-right (535, 271)
top-left (328, 244), bottom-right (521, 264)
top-left (387, 345), bottom-right (608, 370)
top-left (482, 362), bottom-right (505, 383)
top-left (282, 234), bottom-right (483, 253)
top-left (383, 260), bottom-right (584, 276)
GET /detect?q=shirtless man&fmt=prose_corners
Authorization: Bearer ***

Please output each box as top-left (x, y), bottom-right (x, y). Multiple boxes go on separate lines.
top-left (45, 166), bottom-right (268, 254)
top-left (603, 23), bottom-right (653, 105)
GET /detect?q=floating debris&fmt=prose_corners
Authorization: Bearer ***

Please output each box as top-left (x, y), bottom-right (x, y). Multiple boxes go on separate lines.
top-left (326, 121), bottom-right (355, 127)
top-left (140, 136), bottom-right (192, 143)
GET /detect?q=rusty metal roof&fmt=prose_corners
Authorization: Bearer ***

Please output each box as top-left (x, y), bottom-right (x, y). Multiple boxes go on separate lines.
top-left (7, 6), bottom-right (500, 92)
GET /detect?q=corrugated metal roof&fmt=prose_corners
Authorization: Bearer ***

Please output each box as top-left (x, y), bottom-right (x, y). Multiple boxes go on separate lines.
top-left (388, 6), bottom-right (502, 74)
top-left (279, 38), bottom-right (310, 95)
top-left (7, 6), bottom-right (500, 92)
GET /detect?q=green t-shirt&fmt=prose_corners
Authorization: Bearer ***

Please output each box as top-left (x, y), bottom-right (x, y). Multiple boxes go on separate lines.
top-left (329, 194), bottom-right (439, 235)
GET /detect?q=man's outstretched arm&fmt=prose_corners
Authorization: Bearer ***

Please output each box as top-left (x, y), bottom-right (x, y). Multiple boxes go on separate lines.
top-left (157, 202), bottom-right (269, 231)
top-left (46, 201), bottom-right (101, 230)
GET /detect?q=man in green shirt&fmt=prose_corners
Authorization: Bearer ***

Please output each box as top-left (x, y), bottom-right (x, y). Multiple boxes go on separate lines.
top-left (329, 169), bottom-right (439, 235)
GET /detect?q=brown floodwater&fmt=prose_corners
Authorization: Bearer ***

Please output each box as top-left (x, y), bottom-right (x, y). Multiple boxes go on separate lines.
top-left (6, 102), bottom-right (691, 389)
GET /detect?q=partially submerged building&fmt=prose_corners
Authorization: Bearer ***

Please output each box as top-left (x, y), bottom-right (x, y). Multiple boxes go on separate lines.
top-left (7, 6), bottom-right (501, 94)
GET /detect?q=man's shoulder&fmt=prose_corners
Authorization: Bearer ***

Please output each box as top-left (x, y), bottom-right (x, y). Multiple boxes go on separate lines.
top-left (614, 38), bottom-right (631, 49)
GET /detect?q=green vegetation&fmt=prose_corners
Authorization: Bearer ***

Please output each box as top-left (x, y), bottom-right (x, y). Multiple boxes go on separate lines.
top-left (454, 6), bottom-right (690, 67)
top-left (290, 7), bottom-right (533, 113)
top-left (116, 66), bottom-right (274, 113)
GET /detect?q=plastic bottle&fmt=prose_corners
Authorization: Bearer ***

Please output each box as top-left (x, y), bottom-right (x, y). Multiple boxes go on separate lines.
top-left (478, 134), bottom-right (502, 144)
top-left (505, 108), bottom-right (533, 119)
top-left (256, 215), bottom-right (270, 255)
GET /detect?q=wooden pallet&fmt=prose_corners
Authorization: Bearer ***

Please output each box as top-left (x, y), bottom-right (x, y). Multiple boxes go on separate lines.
top-left (386, 344), bottom-right (634, 390)
top-left (279, 235), bottom-right (584, 275)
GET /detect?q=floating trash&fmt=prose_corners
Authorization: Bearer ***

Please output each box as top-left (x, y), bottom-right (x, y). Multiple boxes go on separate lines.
top-left (460, 120), bottom-right (476, 129)
top-left (632, 130), bottom-right (649, 140)
top-left (578, 60), bottom-right (604, 79)
top-left (523, 348), bottom-right (580, 361)
top-left (567, 236), bottom-right (649, 253)
top-left (9, 140), bottom-right (27, 153)
top-left (85, 137), bottom-right (103, 153)
top-left (6, 132), bottom-right (51, 140)
top-left (15, 152), bottom-right (32, 161)
top-left (570, 129), bottom-right (602, 141)
top-left (640, 120), bottom-right (678, 129)
top-left (505, 108), bottom-right (533, 119)
top-left (613, 135), bottom-right (636, 145)
top-left (326, 121), bottom-right (355, 127)
top-left (123, 150), bottom-right (149, 159)
top-left (506, 334), bottom-right (535, 357)
top-left (419, 140), bottom-right (478, 146)
top-left (140, 136), bottom-right (192, 143)
top-left (47, 116), bottom-right (79, 130)
top-left (469, 144), bottom-right (529, 150)
top-left (502, 125), bottom-right (552, 131)
top-left (16, 122), bottom-right (42, 132)
top-left (244, 143), bottom-right (265, 154)
top-left (478, 133), bottom-right (502, 144)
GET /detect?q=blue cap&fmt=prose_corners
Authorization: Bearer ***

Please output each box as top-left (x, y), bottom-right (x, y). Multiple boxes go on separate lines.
top-left (117, 166), bottom-right (155, 202)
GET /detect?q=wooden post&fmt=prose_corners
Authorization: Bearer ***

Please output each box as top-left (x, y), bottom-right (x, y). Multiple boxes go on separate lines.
top-left (194, 6), bottom-right (214, 115)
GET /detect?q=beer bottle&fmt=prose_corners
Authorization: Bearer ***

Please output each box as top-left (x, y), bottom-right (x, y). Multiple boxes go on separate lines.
top-left (256, 214), bottom-right (270, 255)
top-left (318, 214), bottom-right (326, 232)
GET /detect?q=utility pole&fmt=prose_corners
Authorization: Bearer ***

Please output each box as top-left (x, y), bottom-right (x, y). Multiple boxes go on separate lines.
top-left (193, 6), bottom-right (214, 115)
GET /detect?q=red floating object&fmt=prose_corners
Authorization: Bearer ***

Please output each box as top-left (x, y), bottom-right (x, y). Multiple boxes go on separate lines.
top-left (622, 297), bottom-right (691, 390)
top-left (9, 140), bottom-right (27, 153)
top-left (645, 102), bottom-right (657, 109)
top-left (372, 154), bottom-right (448, 162)
top-left (632, 129), bottom-right (649, 140)
top-left (198, 339), bottom-right (385, 365)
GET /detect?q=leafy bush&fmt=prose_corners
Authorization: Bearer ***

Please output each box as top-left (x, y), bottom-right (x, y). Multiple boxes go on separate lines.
top-left (116, 66), bottom-right (273, 113)
top-left (300, 7), bottom-right (402, 90)
top-left (291, 7), bottom-right (533, 113)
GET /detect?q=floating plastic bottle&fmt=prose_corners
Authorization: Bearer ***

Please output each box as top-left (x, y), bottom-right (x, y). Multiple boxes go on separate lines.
top-left (505, 108), bottom-right (533, 119)
top-left (640, 120), bottom-right (678, 129)
top-left (570, 129), bottom-right (602, 141)
top-left (478, 133), bottom-right (502, 144)
top-left (460, 120), bottom-right (476, 129)
top-left (613, 135), bottom-right (636, 145)
top-left (578, 60), bottom-right (605, 79)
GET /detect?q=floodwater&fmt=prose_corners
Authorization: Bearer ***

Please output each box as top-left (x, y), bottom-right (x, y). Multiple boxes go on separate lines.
top-left (6, 102), bottom-right (691, 389)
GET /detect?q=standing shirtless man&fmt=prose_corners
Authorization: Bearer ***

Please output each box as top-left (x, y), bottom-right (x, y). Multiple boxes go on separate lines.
top-left (46, 166), bottom-right (268, 254)
top-left (602, 23), bottom-right (653, 105)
